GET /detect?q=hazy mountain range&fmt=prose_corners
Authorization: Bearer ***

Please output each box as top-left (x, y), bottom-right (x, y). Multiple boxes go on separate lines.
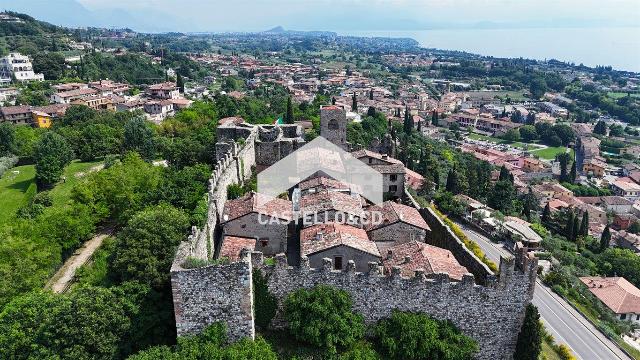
top-left (1, 0), bottom-right (638, 33)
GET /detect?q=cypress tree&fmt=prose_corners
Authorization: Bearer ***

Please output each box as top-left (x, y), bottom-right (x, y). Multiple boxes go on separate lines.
top-left (565, 211), bottom-right (575, 241)
top-left (514, 305), bottom-right (542, 360)
top-left (445, 168), bottom-right (459, 194)
top-left (403, 107), bottom-right (412, 135)
top-left (367, 106), bottom-right (376, 117)
top-left (569, 161), bottom-right (577, 184)
top-left (499, 165), bottom-right (510, 181)
top-left (369, 89), bottom-right (374, 100)
top-left (352, 93), bottom-right (357, 112)
top-left (600, 225), bottom-right (611, 252)
top-left (580, 212), bottom-right (589, 237)
top-left (331, 97), bottom-right (336, 105)
top-left (431, 110), bottom-right (438, 126)
top-left (176, 73), bottom-right (185, 93)
top-left (572, 215), bottom-right (580, 242)
top-left (285, 97), bottom-right (294, 124)
top-left (542, 203), bottom-right (551, 223)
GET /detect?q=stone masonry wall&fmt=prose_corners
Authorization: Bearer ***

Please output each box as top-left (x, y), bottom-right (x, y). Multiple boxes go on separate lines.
top-left (171, 251), bottom-right (254, 340)
top-left (257, 251), bottom-right (537, 360)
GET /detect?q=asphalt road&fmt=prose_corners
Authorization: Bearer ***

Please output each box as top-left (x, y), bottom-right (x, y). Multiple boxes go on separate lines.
top-left (454, 221), bottom-right (630, 360)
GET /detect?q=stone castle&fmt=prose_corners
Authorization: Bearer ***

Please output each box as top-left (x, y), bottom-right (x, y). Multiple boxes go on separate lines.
top-left (170, 106), bottom-right (538, 359)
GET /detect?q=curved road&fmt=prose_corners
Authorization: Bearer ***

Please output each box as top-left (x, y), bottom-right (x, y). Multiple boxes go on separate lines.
top-left (455, 221), bottom-right (630, 360)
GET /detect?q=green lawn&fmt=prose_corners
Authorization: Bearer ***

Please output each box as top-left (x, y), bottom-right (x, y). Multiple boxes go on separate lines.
top-left (48, 160), bottom-right (102, 207)
top-left (0, 164), bottom-right (36, 226)
top-left (467, 133), bottom-right (543, 150)
top-left (0, 160), bottom-right (102, 226)
top-left (530, 146), bottom-right (573, 160)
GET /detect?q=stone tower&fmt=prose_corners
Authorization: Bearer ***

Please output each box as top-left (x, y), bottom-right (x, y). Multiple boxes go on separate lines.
top-left (320, 105), bottom-right (348, 150)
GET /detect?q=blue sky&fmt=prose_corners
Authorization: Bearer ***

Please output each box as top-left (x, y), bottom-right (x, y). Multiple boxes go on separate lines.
top-left (2, 0), bottom-right (639, 32)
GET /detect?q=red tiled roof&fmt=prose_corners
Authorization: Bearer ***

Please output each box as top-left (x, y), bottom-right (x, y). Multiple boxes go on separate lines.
top-left (220, 236), bottom-right (256, 262)
top-left (365, 201), bottom-right (429, 232)
top-left (300, 222), bottom-right (379, 256)
top-left (300, 189), bottom-right (364, 217)
top-left (298, 176), bottom-right (350, 191)
top-left (580, 277), bottom-right (640, 314)
top-left (222, 192), bottom-right (292, 223)
top-left (382, 241), bottom-right (468, 280)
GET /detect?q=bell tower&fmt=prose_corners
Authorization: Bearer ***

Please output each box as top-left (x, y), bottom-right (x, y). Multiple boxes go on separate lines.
top-left (320, 105), bottom-right (348, 150)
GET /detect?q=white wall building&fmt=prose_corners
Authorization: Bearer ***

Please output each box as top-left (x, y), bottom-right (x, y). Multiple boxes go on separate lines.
top-left (0, 53), bottom-right (44, 84)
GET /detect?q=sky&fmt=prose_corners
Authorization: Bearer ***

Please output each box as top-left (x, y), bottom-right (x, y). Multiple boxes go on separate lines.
top-left (1, 0), bottom-right (639, 33)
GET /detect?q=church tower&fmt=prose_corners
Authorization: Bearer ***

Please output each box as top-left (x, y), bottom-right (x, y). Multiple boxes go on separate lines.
top-left (320, 105), bottom-right (348, 150)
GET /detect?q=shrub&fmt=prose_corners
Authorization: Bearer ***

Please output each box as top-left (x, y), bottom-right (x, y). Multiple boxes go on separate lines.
top-left (284, 285), bottom-right (365, 355)
top-left (253, 269), bottom-right (277, 330)
top-left (374, 310), bottom-right (478, 360)
top-left (338, 342), bottom-right (381, 360)
top-left (0, 155), bottom-right (18, 178)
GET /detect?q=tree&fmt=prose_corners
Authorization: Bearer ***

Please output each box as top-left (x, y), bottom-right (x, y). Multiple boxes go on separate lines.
top-left (284, 285), bottom-right (365, 355)
top-left (609, 124), bottom-right (624, 137)
top-left (519, 125), bottom-right (538, 142)
top-left (499, 165), bottom-right (510, 182)
top-left (529, 77), bottom-right (547, 99)
top-left (176, 73), bottom-right (185, 93)
top-left (580, 212), bottom-right (589, 237)
top-left (332, 97), bottom-right (336, 105)
top-left (403, 107), bottom-right (413, 135)
top-left (431, 110), bottom-right (438, 126)
top-left (123, 117), bottom-right (155, 161)
top-left (542, 203), bottom-right (551, 223)
top-left (629, 221), bottom-right (640, 234)
top-left (369, 89), bottom-right (374, 100)
top-left (569, 161), bottom-right (577, 184)
top-left (488, 180), bottom-right (517, 214)
top-left (0, 123), bottom-right (17, 156)
top-left (352, 93), bottom-right (357, 112)
top-left (502, 128), bottom-right (521, 142)
top-left (565, 211), bottom-right (576, 241)
top-left (594, 120), bottom-right (607, 135)
top-left (600, 225), bottom-right (611, 252)
top-left (111, 204), bottom-right (190, 288)
top-left (556, 153), bottom-right (570, 183)
top-left (34, 132), bottom-right (73, 188)
top-left (374, 310), bottom-right (478, 360)
top-left (573, 215), bottom-right (580, 242)
top-left (513, 305), bottom-right (542, 360)
top-left (367, 106), bottom-right (376, 117)
top-left (285, 96), bottom-right (294, 124)
top-left (445, 168), bottom-right (460, 194)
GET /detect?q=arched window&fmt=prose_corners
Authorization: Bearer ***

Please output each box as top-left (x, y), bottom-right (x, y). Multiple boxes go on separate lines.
top-left (328, 119), bottom-right (339, 130)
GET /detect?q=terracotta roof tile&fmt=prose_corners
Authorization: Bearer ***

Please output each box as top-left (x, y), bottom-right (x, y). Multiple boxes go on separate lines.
top-left (381, 241), bottom-right (468, 280)
top-left (365, 201), bottom-right (429, 232)
top-left (301, 222), bottom-right (379, 256)
top-left (580, 277), bottom-right (640, 314)
top-left (300, 189), bottom-right (364, 217)
top-left (222, 192), bottom-right (292, 223)
top-left (220, 236), bottom-right (256, 262)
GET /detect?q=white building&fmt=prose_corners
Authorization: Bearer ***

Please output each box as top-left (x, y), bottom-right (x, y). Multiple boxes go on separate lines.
top-left (0, 53), bottom-right (44, 84)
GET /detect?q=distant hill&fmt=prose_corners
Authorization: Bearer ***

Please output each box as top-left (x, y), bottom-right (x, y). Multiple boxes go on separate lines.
top-left (262, 26), bottom-right (336, 37)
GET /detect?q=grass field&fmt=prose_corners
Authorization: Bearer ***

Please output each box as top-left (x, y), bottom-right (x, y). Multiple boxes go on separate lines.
top-left (0, 160), bottom-right (102, 226)
top-left (541, 340), bottom-right (563, 360)
top-left (0, 164), bottom-right (36, 226)
top-left (467, 133), bottom-right (544, 150)
top-left (530, 146), bottom-right (573, 160)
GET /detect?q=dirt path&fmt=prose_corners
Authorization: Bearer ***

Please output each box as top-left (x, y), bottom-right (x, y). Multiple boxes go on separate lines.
top-left (46, 231), bottom-right (111, 293)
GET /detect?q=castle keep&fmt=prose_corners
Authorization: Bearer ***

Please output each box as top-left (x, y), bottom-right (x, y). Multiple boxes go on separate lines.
top-left (170, 106), bottom-right (538, 359)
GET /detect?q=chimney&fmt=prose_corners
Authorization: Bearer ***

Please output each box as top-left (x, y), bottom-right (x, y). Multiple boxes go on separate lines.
top-left (404, 256), bottom-right (411, 264)
top-left (387, 249), bottom-right (393, 260)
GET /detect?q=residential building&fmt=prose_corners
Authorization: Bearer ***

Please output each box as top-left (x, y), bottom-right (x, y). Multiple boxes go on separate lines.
top-left (147, 82), bottom-right (180, 99)
top-left (365, 201), bottom-right (431, 251)
top-left (582, 158), bottom-right (607, 178)
top-left (351, 149), bottom-right (406, 199)
top-left (611, 178), bottom-right (640, 201)
top-left (51, 88), bottom-right (99, 104)
top-left (580, 277), bottom-right (640, 324)
top-left (0, 105), bottom-right (32, 125)
top-left (0, 53), bottom-right (44, 83)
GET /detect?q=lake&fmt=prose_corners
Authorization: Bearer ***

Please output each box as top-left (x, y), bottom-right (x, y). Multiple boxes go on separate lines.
top-left (342, 27), bottom-right (640, 73)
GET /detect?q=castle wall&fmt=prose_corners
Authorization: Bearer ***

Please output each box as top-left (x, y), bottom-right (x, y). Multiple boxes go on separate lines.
top-left (171, 251), bottom-right (254, 340)
top-left (306, 246), bottom-right (380, 272)
top-left (260, 252), bottom-right (537, 360)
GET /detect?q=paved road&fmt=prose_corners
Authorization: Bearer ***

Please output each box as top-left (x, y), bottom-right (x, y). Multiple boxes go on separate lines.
top-left (455, 221), bottom-right (630, 360)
